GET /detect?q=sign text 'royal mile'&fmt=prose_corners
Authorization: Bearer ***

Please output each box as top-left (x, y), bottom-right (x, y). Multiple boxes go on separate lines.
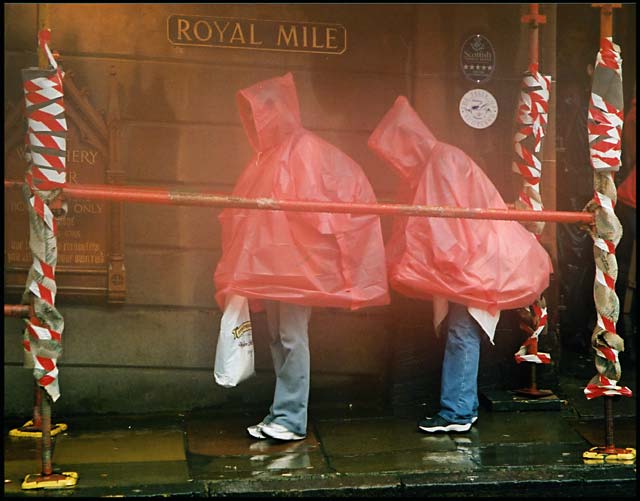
top-left (167, 15), bottom-right (347, 55)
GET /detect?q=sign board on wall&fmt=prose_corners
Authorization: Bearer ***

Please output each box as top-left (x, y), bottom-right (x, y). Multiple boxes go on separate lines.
top-left (167, 14), bottom-right (347, 55)
top-left (4, 121), bottom-right (110, 302)
top-left (460, 34), bottom-right (495, 83)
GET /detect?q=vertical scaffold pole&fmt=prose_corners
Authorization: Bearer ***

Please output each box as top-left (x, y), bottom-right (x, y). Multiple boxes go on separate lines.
top-left (582, 3), bottom-right (635, 465)
top-left (512, 4), bottom-right (554, 398)
top-left (19, 4), bottom-right (77, 489)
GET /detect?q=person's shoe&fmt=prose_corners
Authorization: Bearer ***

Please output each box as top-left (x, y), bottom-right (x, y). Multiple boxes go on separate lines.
top-left (418, 415), bottom-right (472, 433)
top-left (471, 416), bottom-right (478, 424)
top-left (260, 422), bottom-right (306, 441)
top-left (247, 421), bottom-right (268, 439)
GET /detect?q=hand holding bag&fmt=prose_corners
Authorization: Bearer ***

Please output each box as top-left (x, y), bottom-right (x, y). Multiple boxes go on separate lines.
top-left (214, 294), bottom-right (255, 387)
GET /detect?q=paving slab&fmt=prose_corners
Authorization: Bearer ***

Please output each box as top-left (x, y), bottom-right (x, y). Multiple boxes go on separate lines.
top-left (571, 417), bottom-right (637, 448)
top-left (469, 410), bottom-right (587, 445)
top-left (184, 408), bottom-right (331, 481)
top-left (314, 416), bottom-right (456, 456)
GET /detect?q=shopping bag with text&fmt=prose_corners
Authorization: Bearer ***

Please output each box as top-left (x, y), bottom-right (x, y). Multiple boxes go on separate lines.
top-left (214, 295), bottom-right (255, 387)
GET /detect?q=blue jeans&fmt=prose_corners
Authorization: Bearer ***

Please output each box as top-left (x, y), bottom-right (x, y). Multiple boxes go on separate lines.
top-left (438, 302), bottom-right (482, 424)
top-left (262, 301), bottom-right (312, 436)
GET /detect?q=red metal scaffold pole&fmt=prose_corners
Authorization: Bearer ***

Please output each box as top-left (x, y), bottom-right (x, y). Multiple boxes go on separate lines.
top-left (15, 5), bottom-right (77, 489)
top-left (582, 3), bottom-right (635, 465)
top-left (511, 3), bottom-right (555, 399)
top-left (3, 180), bottom-right (594, 224)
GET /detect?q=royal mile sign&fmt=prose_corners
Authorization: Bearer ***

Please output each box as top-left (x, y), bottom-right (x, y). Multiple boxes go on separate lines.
top-left (167, 15), bottom-right (347, 55)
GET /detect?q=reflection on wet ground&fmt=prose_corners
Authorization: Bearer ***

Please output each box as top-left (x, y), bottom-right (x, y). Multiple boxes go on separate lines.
top-left (3, 354), bottom-right (636, 497)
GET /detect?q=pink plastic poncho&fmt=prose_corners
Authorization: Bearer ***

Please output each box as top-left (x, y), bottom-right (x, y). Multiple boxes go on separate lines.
top-left (214, 73), bottom-right (390, 311)
top-left (368, 96), bottom-right (553, 315)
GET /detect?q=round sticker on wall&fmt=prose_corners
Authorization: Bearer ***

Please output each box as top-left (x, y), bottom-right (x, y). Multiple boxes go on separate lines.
top-left (459, 88), bottom-right (498, 129)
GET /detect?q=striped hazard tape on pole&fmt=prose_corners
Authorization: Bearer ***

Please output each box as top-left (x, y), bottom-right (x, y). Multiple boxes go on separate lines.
top-left (583, 35), bottom-right (631, 401)
top-left (21, 28), bottom-right (67, 403)
top-left (512, 62), bottom-right (550, 238)
top-left (585, 374), bottom-right (633, 400)
top-left (589, 39), bottom-right (625, 173)
top-left (514, 299), bottom-right (551, 364)
top-left (512, 61), bottom-right (552, 366)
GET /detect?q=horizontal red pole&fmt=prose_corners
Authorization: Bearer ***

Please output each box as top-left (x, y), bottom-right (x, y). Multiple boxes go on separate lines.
top-left (4, 304), bottom-right (30, 318)
top-left (4, 180), bottom-right (594, 224)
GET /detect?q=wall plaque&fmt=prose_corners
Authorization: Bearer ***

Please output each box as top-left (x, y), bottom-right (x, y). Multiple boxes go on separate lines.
top-left (167, 14), bottom-right (347, 55)
top-left (4, 69), bottom-right (125, 304)
top-left (459, 88), bottom-right (499, 129)
top-left (460, 34), bottom-right (496, 83)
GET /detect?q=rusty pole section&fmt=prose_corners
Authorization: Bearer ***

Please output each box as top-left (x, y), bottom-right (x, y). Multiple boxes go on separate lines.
top-left (4, 180), bottom-right (595, 224)
top-left (4, 304), bottom-right (31, 317)
top-left (596, 2), bottom-right (621, 456)
top-left (522, 3), bottom-right (545, 67)
top-left (594, 2), bottom-right (618, 38)
top-left (4, 304), bottom-right (44, 435)
top-left (37, 3), bottom-right (54, 479)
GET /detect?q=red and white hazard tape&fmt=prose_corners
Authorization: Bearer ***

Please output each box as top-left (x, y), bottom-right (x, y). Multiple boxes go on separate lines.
top-left (515, 352), bottom-right (551, 364)
top-left (584, 374), bottom-right (632, 400)
top-left (512, 63), bottom-right (550, 236)
top-left (512, 63), bottom-right (551, 366)
top-left (22, 29), bottom-right (67, 402)
top-left (588, 38), bottom-right (624, 173)
top-left (514, 301), bottom-right (551, 364)
top-left (584, 37), bottom-right (632, 400)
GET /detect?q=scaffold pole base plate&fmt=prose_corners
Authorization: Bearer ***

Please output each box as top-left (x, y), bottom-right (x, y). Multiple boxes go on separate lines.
top-left (8, 420), bottom-right (68, 438)
top-left (583, 446), bottom-right (636, 465)
top-left (21, 472), bottom-right (78, 490)
top-left (480, 389), bottom-right (564, 411)
top-left (512, 387), bottom-right (555, 398)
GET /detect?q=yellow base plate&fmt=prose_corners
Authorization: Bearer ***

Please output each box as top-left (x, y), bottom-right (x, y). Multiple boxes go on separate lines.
top-left (8, 420), bottom-right (68, 438)
top-left (583, 447), bottom-right (636, 464)
top-left (21, 471), bottom-right (78, 490)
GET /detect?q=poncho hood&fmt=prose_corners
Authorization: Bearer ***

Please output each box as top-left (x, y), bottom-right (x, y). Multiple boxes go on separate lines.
top-left (236, 72), bottom-right (302, 152)
top-left (368, 96), bottom-right (438, 187)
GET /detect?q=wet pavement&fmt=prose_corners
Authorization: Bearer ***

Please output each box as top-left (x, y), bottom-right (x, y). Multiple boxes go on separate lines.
top-left (3, 352), bottom-right (637, 497)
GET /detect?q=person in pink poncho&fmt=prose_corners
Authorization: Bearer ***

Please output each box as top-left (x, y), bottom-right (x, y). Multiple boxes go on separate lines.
top-left (214, 73), bottom-right (389, 441)
top-left (368, 96), bottom-right (553, 433)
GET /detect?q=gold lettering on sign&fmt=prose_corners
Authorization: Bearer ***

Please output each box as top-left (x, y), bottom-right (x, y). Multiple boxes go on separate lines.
top-left (229, 23), bottom-right (246, 44)
top-left (13, 144), bottom-right (99, 165)
top-left (213, 20), bottom-right (230, 41)
top-left (194, 19), bottom-right (212, 42)
top-left (72, 202), bottom-right (103, 215)
top-left (168, 15), bottom-right (346, 55)
top-left (177, 18), bottom-right (192, 41)
top-left (277, 24), bottom-right (298, 47)
top-left (326, 27), bottom-right (338, 49)
top-left (249, 24), bottom-right (263, 46)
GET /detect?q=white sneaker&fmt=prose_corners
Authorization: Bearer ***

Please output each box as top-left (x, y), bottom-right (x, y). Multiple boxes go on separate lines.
top-left (471, 416), bottom-right (478, 424)
top-left (260, 422), bottom-right (306, 441)
top-left (247, 421), bottom-right (268, 439)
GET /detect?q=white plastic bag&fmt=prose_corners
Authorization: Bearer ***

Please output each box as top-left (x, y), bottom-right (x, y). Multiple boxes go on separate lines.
top-left (214, 295), bottom-right (255, 387)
